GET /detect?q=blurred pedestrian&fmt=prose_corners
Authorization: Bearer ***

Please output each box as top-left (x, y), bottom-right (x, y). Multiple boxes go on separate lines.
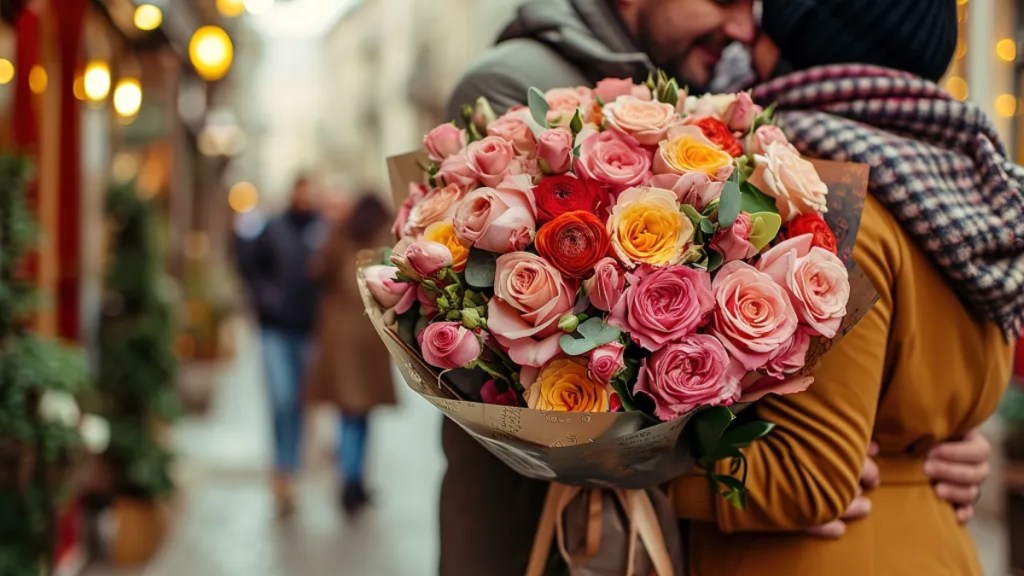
top-left (307, 190), bottom-right (396, 516)
top-left (236, 174), bottom-right (323, 518)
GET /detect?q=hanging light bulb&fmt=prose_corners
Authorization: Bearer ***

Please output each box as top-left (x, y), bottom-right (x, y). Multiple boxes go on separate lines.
top-left (83, 61), bottom-right (111, 102)
top-left (113, 78), bottom-right (143, 118)
top-left (189, 26), bottom-right (234, 82)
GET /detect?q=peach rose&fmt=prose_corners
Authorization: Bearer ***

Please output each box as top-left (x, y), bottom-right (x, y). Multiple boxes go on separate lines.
top-left (748, 141), bottom-right (828, 222)
top-left (654, 125), bottom-right (734, 181)
top-left (603, 96), bottom-right (679, 145)
top-left (437, 153), bottom-right (479, 190)
top-left (452, 174), bottom-right (537, 254)
top-left (545, 87), bottom-right (595, 126)
top-left (594, 77), bottom-right (652, 103)
top-left (423, 123), bottom-right (466, 162)
top-left (488, 252), bottom-right (575, 367)
top-left (757, 235), bottom-right (849, 338)
top-left (487, 113), bottom-right (538, 155)
top-left (535, 128), bottom-right (574, 175)
top-left (607, 187), bottom-right (693, 268)
top-left (750, 125), bottom-right (793, 156)
top-left (525, 357), bottom-right (609, 412)
top-left (466, 136), bottom-right (521, 187)
top-left (710, 261), bottom-right (799, 371)
top-left (405, 183), bottom-right (464, 236)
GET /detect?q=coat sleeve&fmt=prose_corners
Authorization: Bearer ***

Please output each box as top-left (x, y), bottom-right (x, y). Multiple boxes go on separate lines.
top-left (671, 195), bottom-right (904, 532)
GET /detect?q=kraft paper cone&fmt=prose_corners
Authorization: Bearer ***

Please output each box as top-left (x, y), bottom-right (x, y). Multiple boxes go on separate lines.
top-left (371, 155), bottom-right (876, 489)
top-left (386, 152), bottom-right (429, 209)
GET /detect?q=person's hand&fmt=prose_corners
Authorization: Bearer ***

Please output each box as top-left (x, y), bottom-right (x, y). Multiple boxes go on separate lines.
top-left (924, 428), bottom-right (991, 524)
top-left (804, 442), bottom-right (879, 538)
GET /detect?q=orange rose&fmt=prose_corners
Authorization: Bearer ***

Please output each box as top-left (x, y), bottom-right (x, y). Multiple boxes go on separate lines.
top-left (535, 211), bottom-right (610, 278)
top-left (654, 125), bottom-right (734, 181)
top-left (607, 187), bottom-right (693, 268)
top-left (526, 357), bottom-right (609, 412)
top-left (424, 220), bottom-right (470, 272)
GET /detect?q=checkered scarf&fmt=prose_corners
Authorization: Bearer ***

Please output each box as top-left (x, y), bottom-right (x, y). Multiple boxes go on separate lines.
top-left (753, 64), bottom-right (1024, 339)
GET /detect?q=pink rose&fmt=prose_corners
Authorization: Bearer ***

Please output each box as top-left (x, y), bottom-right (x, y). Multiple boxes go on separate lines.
top-left (588, 342), bottom-right (626, 384)
top-left (423, 123), bottom-right (466, 162)
top-left (364, 265), bottom-right (414, 312)
top-left (402, 240), bottom-right (452, 278)
top-left (603, 96), bottom-right (679, 145)
top-left (453, 174), bottom-right (537, 253)
top-left (710, 261), bottom-right (799, 371)
top-left (763, 329), bottom-right (811, 379)
top-left (594, 77), bottom-right (652, 103)
top-left (723, 92), bottom-right (759, 133)
top-left (487, 113), bottom-right (538, 155)
top-left (487, 252), bottom-right (575, 367)
top-left (757, 235), bottom-right (850, 338)
top-left (545, 86), bottom-right (594, 126)
top-left (635, 334), bottom-right (744, 420)
top-left (584, 257), bottom-right (626, 312)
top-left (480, 379), bottom-right (519, 406)
top-left (465, 136), bottom-right (520, 187)
top-left (392, 183), bottom-right (426, 240)
top-left (648, 172), bottom-right (724, 211)
top-left (437, 153), bottom-right (479, 190)
top-left (535, 128), bottom-right (574, 175)
top-left (576, 131), bottom-right (652, 193)
top-left (417, 321), bottom-right (482, 369)
top-left (711, 212), bottom-right (758, 263)
top-left (404, 183), bottom-right (464, 236)
top-left (609, 265), bottom-right (714, 351)
top-left (750, 125), bottom-right (793, 156)
top-left (748, 141), bottom-right (829, 223)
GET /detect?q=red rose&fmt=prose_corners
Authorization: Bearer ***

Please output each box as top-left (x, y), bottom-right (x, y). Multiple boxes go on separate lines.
top-left (691, 116), bottom-right (743, 158)
top-left (535, 211), bottom-right (610, 278)
top-left (785, 213), bottom-right (838, 254)
top-left (534, 174), bottom-right (603, 223)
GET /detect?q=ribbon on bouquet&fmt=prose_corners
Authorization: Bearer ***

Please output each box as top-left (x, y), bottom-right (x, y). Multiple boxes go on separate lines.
top-left (525, 484), bottom-right (678, 576)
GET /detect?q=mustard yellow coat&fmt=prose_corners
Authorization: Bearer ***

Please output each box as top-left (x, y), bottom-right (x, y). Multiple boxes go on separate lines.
top-left (670, 195), bottom-right (1013, 575)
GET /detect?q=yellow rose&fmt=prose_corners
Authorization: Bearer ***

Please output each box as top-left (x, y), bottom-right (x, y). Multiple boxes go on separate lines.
top-left (607, 187), bottom-right (693, 268)
top-left (654, 125), bottom-right (733, 179)
top-left (526, 357), bottom-right (609, 413)
top-left (424, 220), bottom-right (470, 272)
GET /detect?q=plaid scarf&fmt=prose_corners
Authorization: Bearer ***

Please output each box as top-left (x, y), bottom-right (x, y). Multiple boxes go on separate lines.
top-left (753, 64), bottom-right (1024, 339)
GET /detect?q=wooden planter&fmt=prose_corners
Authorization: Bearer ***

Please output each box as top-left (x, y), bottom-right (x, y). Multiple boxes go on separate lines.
top-left (106, 497), bottom-right (170, 567)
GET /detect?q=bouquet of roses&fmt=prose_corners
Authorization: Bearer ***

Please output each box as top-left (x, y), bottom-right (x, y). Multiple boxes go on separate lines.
top-left (359, 72), bottom-right (875, 574)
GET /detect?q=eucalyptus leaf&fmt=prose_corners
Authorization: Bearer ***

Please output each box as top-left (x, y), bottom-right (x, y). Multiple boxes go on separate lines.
top-left (700, 218), bottom-right (715, 236)
top-left (706, 249), bottom-right (724, 272)
top-left (528, 87), bottom-right (550, 128)
top-left (718, 175), bottom-right (741, 228)
top-left (721, 421), bottom-right (775, 449)
top-left (681, 204), bottom-right (704, 227)
top-left (559, 317), bottom-right (621, 356)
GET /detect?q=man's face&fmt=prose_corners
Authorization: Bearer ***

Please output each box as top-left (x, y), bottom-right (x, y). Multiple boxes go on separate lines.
top-left (634, 0), bottom-right (756, 90)
top-left (291, 180), bottom-right (316, 212)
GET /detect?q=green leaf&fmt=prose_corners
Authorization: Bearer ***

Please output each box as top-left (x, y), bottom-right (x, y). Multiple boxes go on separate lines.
top-left (694, 406), bottom-right (735, 462)
top-left (706, 249), bottom-right (724, 272)
top-left (465, 249), bottom-right (498, 289)
top-left (752, 101), bottom-right (778, 131)
top-left (573, 144), bottom-right (581, 158)
top-left (740, 181), bottom-right (779, 215)
top-left (718, 174), bottom-right (741, 228)
top-left (748, 212), bottom-right (783, 251)
top-left (700, 218), bottom-right (715, 236)
top-left (558, 317), bottom-right (621, 356)
top-left (570, 109), bottom-right (583, 136)
top-left (680, 204), bottom-right (704, 228)
top-left (528, 87), bottom-right (550, 128)
top-left (721, 421), bottom-right (776, 449)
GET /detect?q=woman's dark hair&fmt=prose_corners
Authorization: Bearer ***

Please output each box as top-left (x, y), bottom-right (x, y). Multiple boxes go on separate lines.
top-left (346, 192), bottom-right (391, 246)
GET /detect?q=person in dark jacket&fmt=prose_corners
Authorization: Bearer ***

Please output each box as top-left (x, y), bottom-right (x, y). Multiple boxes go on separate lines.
top-left (236, 174), bottom-right (323, 518)
top-left (438, 1), bottom-right (998, 573)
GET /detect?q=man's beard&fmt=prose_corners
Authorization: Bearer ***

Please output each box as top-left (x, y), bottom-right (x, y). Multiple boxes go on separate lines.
top-left (635, 9), bottom-right (710, 93)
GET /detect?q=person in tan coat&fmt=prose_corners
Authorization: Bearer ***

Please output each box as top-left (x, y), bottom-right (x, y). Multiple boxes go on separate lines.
top-left (307, 192), bottom-right (396, 515)
top-left (671, 1), bottom-right (1024, 573)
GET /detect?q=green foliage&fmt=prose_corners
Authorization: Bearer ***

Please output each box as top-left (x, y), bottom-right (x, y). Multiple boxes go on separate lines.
top-left (0, 155), bottom-right (90, 573)
top-left (94, 181), bottom-right (180, 499)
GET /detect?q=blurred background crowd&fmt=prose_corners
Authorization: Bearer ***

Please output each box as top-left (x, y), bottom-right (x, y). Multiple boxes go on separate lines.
top-left (1, 0), bottom-right (1024, 575)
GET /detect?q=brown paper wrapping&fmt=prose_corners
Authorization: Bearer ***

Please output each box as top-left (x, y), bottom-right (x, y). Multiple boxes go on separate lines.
top-left (367, 154), bottom-right (876, 490)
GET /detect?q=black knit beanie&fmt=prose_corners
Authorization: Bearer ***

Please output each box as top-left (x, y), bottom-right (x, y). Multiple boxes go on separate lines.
top-left (761, 0), bottom-right (959, 81)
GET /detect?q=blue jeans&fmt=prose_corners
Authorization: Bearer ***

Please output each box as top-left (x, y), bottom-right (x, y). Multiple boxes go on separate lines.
top-left (260, 328), bottom-right (312, 473)
top-left (339, 415), bottom-right (369, 483)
